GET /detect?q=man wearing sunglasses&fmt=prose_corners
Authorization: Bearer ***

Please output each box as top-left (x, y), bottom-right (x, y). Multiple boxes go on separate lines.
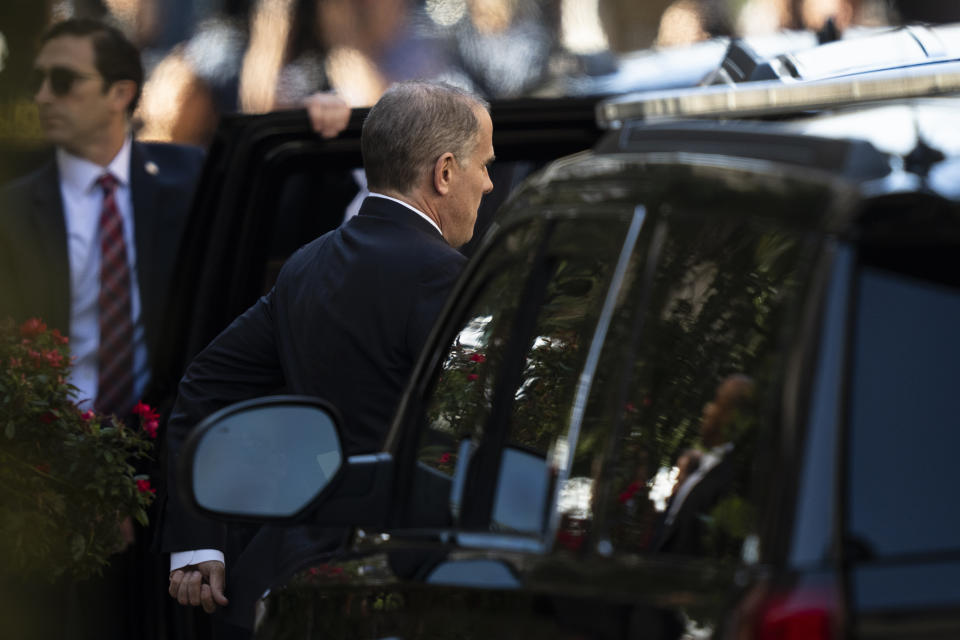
top-left (2, 17), bottom-right (205, 415)
top-left (0, 17), bottom-right (205, 640)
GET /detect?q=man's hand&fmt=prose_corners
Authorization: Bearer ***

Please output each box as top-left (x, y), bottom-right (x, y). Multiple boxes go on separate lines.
top-left (169, 560), bottom-right (229, 613)
top-left (304, 92), bottom-right (351, 139)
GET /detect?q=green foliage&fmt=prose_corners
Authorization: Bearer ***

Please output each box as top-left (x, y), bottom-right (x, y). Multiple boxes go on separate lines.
top-left (0, 317), bottom-right (156, 581)
top-left (620, 219), bottom-right (809, 474)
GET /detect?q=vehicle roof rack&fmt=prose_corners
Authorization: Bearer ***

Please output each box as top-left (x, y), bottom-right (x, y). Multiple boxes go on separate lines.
top-left (597, 60), bottom-right (960, 128)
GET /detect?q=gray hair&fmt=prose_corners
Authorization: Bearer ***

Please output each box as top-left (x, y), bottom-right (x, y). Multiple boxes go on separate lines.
top-left (361, 82), bottom-right (489, 195)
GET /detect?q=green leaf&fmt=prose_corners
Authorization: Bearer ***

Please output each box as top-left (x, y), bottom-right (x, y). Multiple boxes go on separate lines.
top-left (4, 422), bottom-right (13, 439)
top-left (70, 534), bottom-right (85, 562)
top-left (135, 508), bottom-right (148, 527)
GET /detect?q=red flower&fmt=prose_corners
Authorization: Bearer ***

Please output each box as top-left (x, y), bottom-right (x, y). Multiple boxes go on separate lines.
top-left (308, 564), bottom-right (344, 578)
top-left (470, 353), bottom-right (486, 363)
top-left (438, 452), bottom-right (452, 464)
top-left (8, 357), bottom-right (22, 369)
top-left (43, 349), bottom-right (64, 368)
top-left (19, 318), bottom-right (47, 340)
top-left (143, 419), bottom-right (159, 439)
top-left (132, 401), bottom-right (161, 437)
top-left (34, 463), bottom-right (51, 474)
top-left (39, 412), bottom-right (56, 424)
top-left (624, 402), bottom-right (637, 413)
top-left (133, 401), bottom-right (160, 421)
top-left (618, 481), bottom-right (641, 504)
top-left (50, 328), bottom-right (69, 345)
top-left (80, 410), bottom-right (95, 421)
top-left (467, 373), bottom-right (478, 381)
top-left (136, 479), bottom-right (156, 495)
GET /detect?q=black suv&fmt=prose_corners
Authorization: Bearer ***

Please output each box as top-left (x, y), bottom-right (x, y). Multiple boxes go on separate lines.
top-left (176, 25), bottom-right (960, 640)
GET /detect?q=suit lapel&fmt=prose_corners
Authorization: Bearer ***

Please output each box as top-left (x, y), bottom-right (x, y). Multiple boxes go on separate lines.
top-left (29, 162), bottom-right (71, 331)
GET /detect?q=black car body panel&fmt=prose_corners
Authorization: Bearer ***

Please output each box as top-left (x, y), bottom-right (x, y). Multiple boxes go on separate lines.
top-left (172, 24), bottom-right (960, 640)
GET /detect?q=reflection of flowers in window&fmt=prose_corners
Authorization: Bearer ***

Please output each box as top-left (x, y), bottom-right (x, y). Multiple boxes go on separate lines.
top-left (431, 450), bottom-right (457, 474)
top-left (422, 337), bottom-right (491, 473)
top-left (426, 339), bottom-right (492, 440)
top-left (0, 317), bottom-right (157, 581)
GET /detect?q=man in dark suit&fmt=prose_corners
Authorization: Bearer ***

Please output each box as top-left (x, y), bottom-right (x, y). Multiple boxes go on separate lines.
top-left (161, 81), bottom-right (494, 635)
top-left (0, 18), bottom-right (204, 414)
top-left (655, 374), bottom-right (755, 556)
top-left (0, 18), bottom-right (205, 639)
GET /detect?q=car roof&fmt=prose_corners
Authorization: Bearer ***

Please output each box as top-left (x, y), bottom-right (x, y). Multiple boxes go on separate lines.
top-left (597, 59), bottom-right (960, 124)
top-left (570, 40), bottom-right (960, 213)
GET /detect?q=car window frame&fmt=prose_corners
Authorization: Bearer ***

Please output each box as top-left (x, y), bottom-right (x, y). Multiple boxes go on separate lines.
top-left (386, 206), bottom-right (646, 545)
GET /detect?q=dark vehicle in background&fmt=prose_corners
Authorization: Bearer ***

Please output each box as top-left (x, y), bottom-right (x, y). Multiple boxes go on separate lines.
top-left (173, 24), bottom-right (960, 640)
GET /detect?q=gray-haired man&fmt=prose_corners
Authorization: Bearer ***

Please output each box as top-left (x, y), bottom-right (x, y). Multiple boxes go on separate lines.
top-left (160, 81), bottom-right (494, 635)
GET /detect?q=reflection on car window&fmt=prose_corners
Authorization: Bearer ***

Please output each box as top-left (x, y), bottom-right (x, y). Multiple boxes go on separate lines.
top-left (409, 220), bottom-right (545, 527)
top-left (603, 216), bottom-right (816, 560)
top-left (410, 212), bottom-right (637, 533)
top-left (490, 216), bottom-right (632, 534)
top-left (848, 263), bottom-right (960, 559)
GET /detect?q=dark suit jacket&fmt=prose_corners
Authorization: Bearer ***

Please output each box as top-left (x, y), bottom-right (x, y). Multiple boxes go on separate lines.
top-left (655, 452), bottom-right (736, 556)
top-left (0, 141), bottom-right (204, 405)
top-left (159, 196), bottom-right (466, 627)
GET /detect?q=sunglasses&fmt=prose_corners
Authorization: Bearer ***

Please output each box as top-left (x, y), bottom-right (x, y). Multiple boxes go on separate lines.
top-left (31, 66), bottom-right (99, 97)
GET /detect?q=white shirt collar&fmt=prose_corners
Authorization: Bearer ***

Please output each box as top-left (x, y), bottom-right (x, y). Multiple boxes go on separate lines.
top-left (56, 137), bottom-right (133, 194)
top-left (367, 192), bottom-right (442, 236)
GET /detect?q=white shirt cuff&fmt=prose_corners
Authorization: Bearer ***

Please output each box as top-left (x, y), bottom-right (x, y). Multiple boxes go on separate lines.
top-left (170, 549), bottom-right (225, 573)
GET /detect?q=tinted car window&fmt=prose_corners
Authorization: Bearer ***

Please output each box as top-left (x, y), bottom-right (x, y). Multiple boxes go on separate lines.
top-left (848, 262), bottom-right (960, 558)
top-left (602, 214), bottom-right (817, 560)
top-left (410, 219), bottom-right (546, 527)
top-left (489, 214), bottom-right (634, 534)
top-left (410, 212), bottom-right (635, 534)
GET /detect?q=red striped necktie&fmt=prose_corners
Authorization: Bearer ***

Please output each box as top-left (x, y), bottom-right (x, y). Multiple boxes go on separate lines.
top-left (94, 173), bottom-right (135, 416)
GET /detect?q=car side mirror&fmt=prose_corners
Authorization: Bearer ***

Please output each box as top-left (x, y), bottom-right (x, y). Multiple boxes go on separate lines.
top-left (180, 396), bottom-right (344, 520)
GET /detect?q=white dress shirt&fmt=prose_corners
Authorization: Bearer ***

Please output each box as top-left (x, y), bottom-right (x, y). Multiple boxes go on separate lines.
top-left (57, 138), bottom-right (149, 410)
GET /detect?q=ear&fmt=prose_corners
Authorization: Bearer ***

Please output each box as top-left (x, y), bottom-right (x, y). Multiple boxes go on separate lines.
top-left (108, 79), bottom-right (138, 114)
top-left (433, 152), bottom-right (456, 195)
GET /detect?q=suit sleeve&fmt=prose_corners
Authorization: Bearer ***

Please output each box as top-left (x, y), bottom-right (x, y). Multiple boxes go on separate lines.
top-left (159, 291), bottom-right (285, 552)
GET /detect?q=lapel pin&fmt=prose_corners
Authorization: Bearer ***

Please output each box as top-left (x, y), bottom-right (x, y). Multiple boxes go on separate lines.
top-left (145, 161), bottom-right (159, 175)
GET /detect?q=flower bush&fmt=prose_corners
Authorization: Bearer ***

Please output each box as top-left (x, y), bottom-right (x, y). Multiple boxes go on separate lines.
top-left (0, 317), bottom-right (156, 581)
